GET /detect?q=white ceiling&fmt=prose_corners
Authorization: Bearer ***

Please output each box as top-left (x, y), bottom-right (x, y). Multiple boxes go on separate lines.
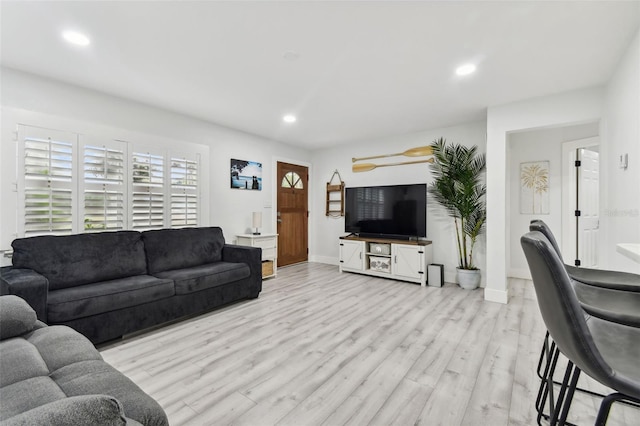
top-left (1, 1), bottom-right (639, 149)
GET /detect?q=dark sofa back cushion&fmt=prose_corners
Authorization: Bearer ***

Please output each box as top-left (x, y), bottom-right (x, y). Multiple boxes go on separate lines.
top-left (12, 231), bottom-right (147, 290)
top-left (142, 227), bottom-right (225, 274)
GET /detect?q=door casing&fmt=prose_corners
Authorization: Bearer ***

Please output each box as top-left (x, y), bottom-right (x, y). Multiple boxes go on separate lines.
top-left (561, 137), bottom-right (599, 265)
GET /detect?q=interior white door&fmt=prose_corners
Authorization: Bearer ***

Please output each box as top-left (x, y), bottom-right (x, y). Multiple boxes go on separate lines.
top-left (577, 148), bottom-right (600, 268)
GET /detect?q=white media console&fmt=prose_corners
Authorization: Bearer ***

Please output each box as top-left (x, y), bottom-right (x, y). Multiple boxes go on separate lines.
top-left (339, 236), bottom-right (433, 286)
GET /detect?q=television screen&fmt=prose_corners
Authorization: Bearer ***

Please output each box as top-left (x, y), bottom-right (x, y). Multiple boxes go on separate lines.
top-left (344, 184), bottom-right (427, 239)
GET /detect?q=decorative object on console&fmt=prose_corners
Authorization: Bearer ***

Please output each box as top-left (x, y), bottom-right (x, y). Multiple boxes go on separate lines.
top-left (370, 243), bottom-right (391, 255)
top-left (230, 158), bottom-right (262, 190)
top-left (428, 137), bottom-right (486, 290)
top-left (326, 169), bottom-right (345, 217)
top-left (369, 256), bottom-right (391, 272)
top-left (252, 211), bottom-right (262, 235)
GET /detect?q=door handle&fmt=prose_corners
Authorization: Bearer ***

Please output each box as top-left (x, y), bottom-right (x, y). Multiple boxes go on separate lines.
top-left (277, 219), bottom-right (282, 223)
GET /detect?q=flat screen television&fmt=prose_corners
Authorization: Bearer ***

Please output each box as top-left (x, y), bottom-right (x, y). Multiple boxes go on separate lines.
top-left (344, 183), bottom-right (427, 240)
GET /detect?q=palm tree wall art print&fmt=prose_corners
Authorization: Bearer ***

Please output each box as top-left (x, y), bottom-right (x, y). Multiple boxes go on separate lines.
top-left (520, 161), bottom-right (549, 214)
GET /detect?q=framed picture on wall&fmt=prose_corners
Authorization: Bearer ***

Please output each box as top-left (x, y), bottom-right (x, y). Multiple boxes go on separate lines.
top-left (520, 161), bottom-right (549, 214)
top-left (230, 159), bottom-right (262, 190)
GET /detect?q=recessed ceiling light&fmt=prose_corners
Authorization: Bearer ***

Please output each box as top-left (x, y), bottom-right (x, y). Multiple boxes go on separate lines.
top-left (455, 64), bottom-right (476, 76)
top-left (283, 114), bottom-right (297, 123)
top-left (62, 30), bottom-right (90, 46)
top-left (283, 51), bottom-right (300, 61)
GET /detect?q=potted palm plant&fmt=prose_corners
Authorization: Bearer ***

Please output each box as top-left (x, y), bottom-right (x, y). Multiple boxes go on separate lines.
top-left (428, 137), bottom-right (486, 289)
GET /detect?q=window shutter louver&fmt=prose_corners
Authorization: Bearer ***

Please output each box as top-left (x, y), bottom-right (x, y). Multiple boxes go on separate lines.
top-left (357, 187), bottom-right (385, 220)
top-left (132, 152), bottom-right (165, 230)
top-left (83, 144), bottom-right (125, 231)
top-left (19, 125), bottom-right (204, 237)
top-left (23, 132), bottom-right (75, 235)
top-left (170, 156), bottom-right (199, 227)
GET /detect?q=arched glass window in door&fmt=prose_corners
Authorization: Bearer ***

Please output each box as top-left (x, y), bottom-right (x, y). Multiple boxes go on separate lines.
top-left (281, 171), bottom-right (303, 189)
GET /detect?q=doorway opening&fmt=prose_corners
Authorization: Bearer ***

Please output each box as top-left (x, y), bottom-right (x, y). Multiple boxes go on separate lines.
top-left (562, 137), bottom-right (600, 268)
top-left (507, 122), bottom-right (599, 280)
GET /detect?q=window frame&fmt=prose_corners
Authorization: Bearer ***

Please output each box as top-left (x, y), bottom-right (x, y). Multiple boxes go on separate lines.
top-left (17, 125), bottom-right (203, 237)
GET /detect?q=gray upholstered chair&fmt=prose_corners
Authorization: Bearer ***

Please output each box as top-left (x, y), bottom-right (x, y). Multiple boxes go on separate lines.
top-left (529, 220), bottom-right (640, 294)
top-left (528, 221), bottom-right (640, 422)
top-left (521, 231), bottom-right (640, 425)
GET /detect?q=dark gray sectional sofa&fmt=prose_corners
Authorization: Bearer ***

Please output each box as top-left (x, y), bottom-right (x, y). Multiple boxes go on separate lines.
top-left (0, 227), bottom-right (262, 344)
top-left (0, 295), bottom-right (167, 425)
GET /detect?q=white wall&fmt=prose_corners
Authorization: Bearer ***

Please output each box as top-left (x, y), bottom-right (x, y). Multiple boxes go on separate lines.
top-left (508, 123), bottom-right (599, 279)
top-left (601, 29), bottom-right (640, 273)
top-left (486, 87), bottom-right (604, 303)
top-left (309, 121), bottom-right (487, 285)
top-left (0, 68), bottom-right (312, 253)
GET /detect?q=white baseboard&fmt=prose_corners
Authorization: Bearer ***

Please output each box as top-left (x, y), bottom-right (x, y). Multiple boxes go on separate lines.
top-left (309, 255), bottom-right (339, 266)
top-left (442, 271), bottom-right (487, 288)
top-left (508, 268), bottom-right (532, 280)
top-left (484, 287), bottom-right (509, 304)
top-left (443, 271), bottom-right (456, 285)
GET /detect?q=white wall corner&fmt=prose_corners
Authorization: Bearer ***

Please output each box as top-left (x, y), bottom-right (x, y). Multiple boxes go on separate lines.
top-left (484, 287), bottom-right (509, 304)
top-left (443, 271), bottom-right (458, 286)
top-left (508, 268), bottom-right (532, 280)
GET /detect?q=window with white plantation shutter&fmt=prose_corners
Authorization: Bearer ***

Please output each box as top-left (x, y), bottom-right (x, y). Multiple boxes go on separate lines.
top-left (170, 156), bottom-right (199, 227)
top-left (357, 186), bottom-right (385, 220)
top-left (131, 151), bottom-right (165, 230)
top-left (18, 125), bottom-right (205, 237)
top-left (22, 128), bottom-right (75, 235)
top-left (83, 144), bottom-right (126, 232)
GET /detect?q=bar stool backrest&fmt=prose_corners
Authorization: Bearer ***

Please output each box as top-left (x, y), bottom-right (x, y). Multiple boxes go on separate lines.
top-left (530, 220), bottom-right (564, 261)
top-left (520, 231), bottom-right (613, 382)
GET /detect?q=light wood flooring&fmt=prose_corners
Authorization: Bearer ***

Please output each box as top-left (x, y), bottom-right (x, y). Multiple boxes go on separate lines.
top-left (101, 263), bottom-right (638, 425)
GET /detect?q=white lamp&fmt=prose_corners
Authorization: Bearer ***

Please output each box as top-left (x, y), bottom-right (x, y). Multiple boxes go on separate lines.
top-left (252, 211), bottom-right (262, 235)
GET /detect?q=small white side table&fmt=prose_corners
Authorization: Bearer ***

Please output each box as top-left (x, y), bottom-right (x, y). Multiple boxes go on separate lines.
top-left (236, 234), bottom-right (278, 279)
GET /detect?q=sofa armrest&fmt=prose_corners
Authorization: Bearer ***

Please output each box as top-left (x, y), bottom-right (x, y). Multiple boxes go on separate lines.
top-left (222, 244), bottom-right (262, 296)
top-left (0, 267), bottom-right (48, 321)
top-left (0, 295), bottom-right (37, 339)
top-left (2, 395), bottom-right (127, 426)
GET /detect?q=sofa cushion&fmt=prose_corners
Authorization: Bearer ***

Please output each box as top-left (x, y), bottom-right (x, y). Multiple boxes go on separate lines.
top-left (0, 338), bottom-right (50, 387)
top-left (3, 394), bottom-right (127, 426)
top-left (155, 262), bottom-right (250, 294)
top-left (11, 231), bottom-right (147, 291)
top-left (0, 296), bottom-right (37, 340)
top-left (28, 325), bottom-right (103, 370)
top-left (51, 360), bottom-right (167, 426)
top-left (0, 325), bottom-right (101, 388)
top-left (47, 276), bottom-right (175, 322)
top-left (0, 322), bottom-right (168, 426)
top-left (142, 227), bottom-right (225, 274)
top-left (0, 376), bottom-right (67, 421)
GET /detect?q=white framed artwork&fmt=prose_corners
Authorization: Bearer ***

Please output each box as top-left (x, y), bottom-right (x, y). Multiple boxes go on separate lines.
top-left (520, 161), bottom-right (549, 214)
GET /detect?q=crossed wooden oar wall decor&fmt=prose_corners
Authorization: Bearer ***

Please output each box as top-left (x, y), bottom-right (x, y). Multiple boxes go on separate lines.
top-left (351, 145), bottom-right (434, 172)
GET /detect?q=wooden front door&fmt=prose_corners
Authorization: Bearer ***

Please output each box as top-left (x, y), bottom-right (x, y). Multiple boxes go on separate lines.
top-left (277, 162), bottom-right (308, 266)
